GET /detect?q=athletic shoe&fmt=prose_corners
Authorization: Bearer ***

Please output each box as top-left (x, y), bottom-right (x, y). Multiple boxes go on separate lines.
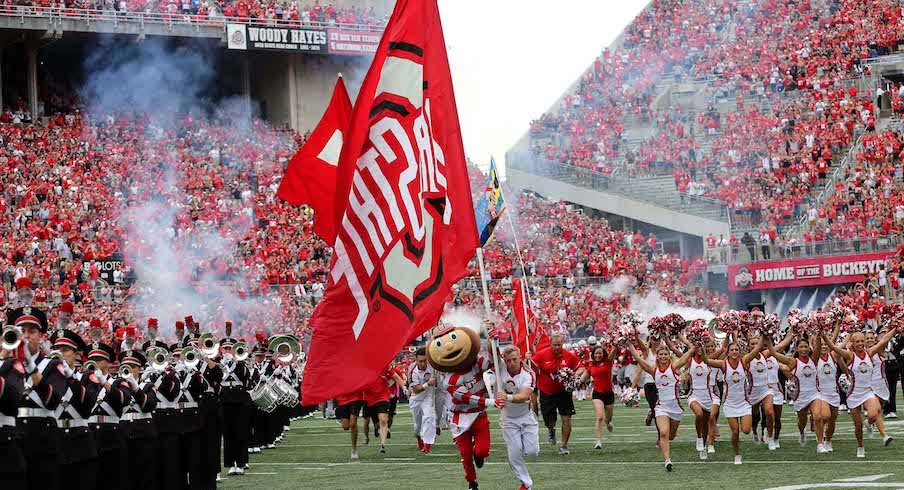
top-left (645, 410), bottom-right (654, 426)
top-left (798, 431), bottom-right (806, 447)
top-left (423, 444), bottom-right (431, 455)
top-left (707, 445), bottom-right (715, 454)
top-left (867, 424), bottom-right (874, 438)
top-left (266, 444), bottom-right (275, 449)
top-left (699, 450), bottom-right (708, 460)
top-left (839, 404), bottom-right (847, 412)
top-left (417, 437), bottom-right (424, 451)
top-left (734, 455), bottom-right (742, 465)
top-left (247, 448), bottom-right (253, 454)
top-left (474, 456), bottom-right (485, 468)
top-left (594, 440), bottom-right (602, 450)
top-left (235, 467), bottom-right (244, 476)
top-left (468, 482), bottom-right (479, 490)
top-left (216, 474), bottom-right (222, 483)
top-left (559, 445), bottom-right (570, 455)
top-left (767, 439), bottom-right (777, 451)
top-left (752, 433), bottom-right (760, 444)
top-left (884, 435), bottom-right (894, 447)
top-left (888, 412), bottom-right (898, 419)
top-left (665, 460), bottom-right (673, 472)
top-left (826, 442), bottom-right (833, 452)
top-left (228, 467), bottom-right (237, 476)
top-left (774, 438), bottom-right (781, 449)
top-left (387, 431), bottom-right (392, 439)
top-left (548, 430), bottom-right (556, 445)
top-left (380, 444), bottom-right (386, 454)
top-left (816, 443), bottom-right (826, 454)
top-left (607, 421), bottom-right (614, 432)
top-left (857, 447), bottom-right (865, 458)
top-left (350, 451), bottom-right (359, 461)
top-left (243, 463), bottom-right (249, 469)
top-left (695, 438), bottom-right (704, 452)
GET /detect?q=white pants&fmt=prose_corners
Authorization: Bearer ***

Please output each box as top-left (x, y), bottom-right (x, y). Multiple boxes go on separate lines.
top-left (411, 401), bottom-right (437, 445)
top-left (502, 413), bottom-right (540, 488)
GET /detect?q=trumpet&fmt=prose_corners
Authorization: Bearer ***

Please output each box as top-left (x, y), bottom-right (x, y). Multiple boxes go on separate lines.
top-left (82, 360), bottom-right (100, 373)
top-left (234, 341), bottom-right (249, 362)
top-left (182, 345), bottom-right (201, 369)
top-left (199, 333), bottom-right (219, 358)
top-left (2, 325), bottom-right (22, 351)
top-left (48, 350), bottom-right (63, 360)
top-left (268, 335), bottom-right (301, 364)
top-left (148, 347), bottom-right (170, 371)
top-left (119, 363), bottom-right (134, 378)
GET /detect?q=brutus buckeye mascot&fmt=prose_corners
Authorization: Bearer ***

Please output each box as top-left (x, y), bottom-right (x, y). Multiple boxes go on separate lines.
top-left (428, 325), bottom-right (504, 490)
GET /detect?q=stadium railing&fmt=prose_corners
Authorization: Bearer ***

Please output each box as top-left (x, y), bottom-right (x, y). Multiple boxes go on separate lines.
top-left (0, 5), bottom-right (385, 32)
top-left (713, 233), bottom-right (904, 266)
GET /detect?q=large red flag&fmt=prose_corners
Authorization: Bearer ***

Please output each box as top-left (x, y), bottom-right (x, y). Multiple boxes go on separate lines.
top-left (301, 0), bottom-right (479, 405)
top-left (277, 76), bottom-right (352, 241)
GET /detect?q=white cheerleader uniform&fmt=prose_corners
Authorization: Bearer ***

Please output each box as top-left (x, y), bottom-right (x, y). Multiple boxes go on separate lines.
top-left (791, 357), bottom-right (820, 412)
top-left (722, 359), bottom-right (752, 418)
top-left (747, 353), bottom-right (774, 405)
top-left (687, 358), bottom-right (716, 412)
top-left (766, 355), bottom-right (784, 404)
top-left (870, 353), bottom-right (890, 402)
top-left (847, 352), bottom-right (877, 409)
top-left (653, 365), bottom-right (684, 421)
top-left (816, 354), bottom-right (841, 408)
top-left (712, 366), bottom-right (723, 407)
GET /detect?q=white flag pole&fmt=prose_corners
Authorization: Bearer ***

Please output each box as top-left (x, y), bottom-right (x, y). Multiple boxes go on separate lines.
top-left (476, 247), bottom-right (505, 400)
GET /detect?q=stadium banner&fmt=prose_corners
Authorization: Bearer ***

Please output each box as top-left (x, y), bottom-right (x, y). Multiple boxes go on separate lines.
top-left (326, 28), bottom-right (381, 55)
top-left (728, 251), bottom-right (894, 291)
top-left (226, 23), bottom-right (327, 53)
top-left (83, 259), bottom-right (123, 285)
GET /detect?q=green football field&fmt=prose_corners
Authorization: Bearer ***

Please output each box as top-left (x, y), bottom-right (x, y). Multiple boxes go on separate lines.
top-left (220, 395), bottom-right (904, 490)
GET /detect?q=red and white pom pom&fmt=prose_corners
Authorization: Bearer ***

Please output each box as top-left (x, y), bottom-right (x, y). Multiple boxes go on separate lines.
top-left (686, 319), bottom-right (711, 346)
top-left (786, 308), bottom-right (806, 336)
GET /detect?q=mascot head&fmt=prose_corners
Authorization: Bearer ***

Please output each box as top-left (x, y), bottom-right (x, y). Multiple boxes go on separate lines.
top-left (427, 326), bottom-right (480, 373)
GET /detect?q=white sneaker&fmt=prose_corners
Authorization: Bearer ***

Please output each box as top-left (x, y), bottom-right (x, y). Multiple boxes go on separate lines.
top-left (253, 447), bottom-right (261, 453)
top-left (888, 412), bottom-right (898, 419)
top-left (594, 440), bottom-right (602, 450)
top-left (707, 445), bottom-right (715, 454)
top-left (559, 445), bottom-right (570, 455)
top-left (216, 474), bottom-right (222, 483)
top-left (826, 442), bottom-right (833, 452)
top-left (798, 431), bottom-right (806, 447)
top-left (734, 455), bottom-right (742, 465)
top-left (767, 439), bottom-right (777, 451)
top-left (699, 450), bottom-right (708, 460)
top-left (752, 433), bottom-right (760, 444)
top-left (857, 447), bottom-right (865, 458)
top-left (235, 467), bottom-right (245, 476)
top-left (839, 404), bottom-right (847, 412)
top-left (228, 466), bottom-right (237, 475)
top-left (696, 438), bottom-right (704, 452)
top-left (867, 425), bottom-right (874, 438)
top-left (351, 451), bottom-right (359, 461)
top-left (883, 435), bottom-right (894, 447)
top-left (816, 443), bottom-right (826, 454)
top-left (774, 438), bottom-right (781, 449)
top-left (665, 459), bottom-right (673, 472)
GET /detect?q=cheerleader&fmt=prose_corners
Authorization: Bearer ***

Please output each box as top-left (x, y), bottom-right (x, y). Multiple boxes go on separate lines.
top-left (865, 331), bottom-right (892, 407)
top-left (746, 333), bottom-right (777, 450)
top-left (670, 335), bottom-right (724, 459)
top-left (768, 336), bottom-right (826, 449)
top-left (815, 337), bottom-right (843, 453)
top-left (580, 345), bottom-right (617, 449)
top-left (701, 335), bottom-right (765, 465)
top-left (823, 329), bottom-right (897, 457)
top-left (627, 340), bottom-right (695, 471)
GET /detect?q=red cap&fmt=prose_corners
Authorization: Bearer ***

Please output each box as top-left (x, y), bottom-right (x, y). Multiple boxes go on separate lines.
top-left (225, 321), bottom-right (232, 328)
top-left (60, 301), bottom-right (74, 314)
top-left (255, 332), bottom-right (267, 343)
top-left (147, 318), bottom-right (158, 328)
top-left (90, 318), bottom-right (102, 329)
top-left (15, 277), bottom-right (31, 290)
top-left (175, 321), bottom-right (185, 330)
top-left (126, 326), bottom-right (136, 337)
top-left (184, 315), bottom-right (194, 325)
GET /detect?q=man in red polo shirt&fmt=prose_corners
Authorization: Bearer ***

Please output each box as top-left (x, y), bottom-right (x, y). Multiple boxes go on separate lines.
top-left (532, 333), bottom-right (585, 455)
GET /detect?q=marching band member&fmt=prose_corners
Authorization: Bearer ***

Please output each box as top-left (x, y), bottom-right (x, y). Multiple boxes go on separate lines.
top-left (219, 324), bottom-right (252, 475)
top-left (86, 339), bottom-right (134, 490)
top-left (495, 345), bottom-right (540, 490)
top-left (198, 329), bottom-right (224, 487)
top-left (248, 337), bottom-right (269, 452)
top-left (118, 349), bottom-right (158, 490)
top-left (12, 305), bottom-right (68, 490)
top-left (0, 324), bottom-right (27, 487)
top-left (51, 329), bottom-right (100, 490)
top-left (407, 347), bottom-right (437, 454)
top-left (154, 339), bottom-right (184, 490)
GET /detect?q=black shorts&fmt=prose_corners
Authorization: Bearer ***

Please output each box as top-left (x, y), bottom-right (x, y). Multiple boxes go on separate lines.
top-left (389, 397), bottom-right (398, 416)
top-left (643, 383), bottom-right (658, 410)
top-left (335, 401), bottom-right (364, 420)
top-left (539, 390), bottom-right (576, 427)
top-left (592, 390), bottom-right (615, 405)
top-left (366, 401), bottom-right (392, 416)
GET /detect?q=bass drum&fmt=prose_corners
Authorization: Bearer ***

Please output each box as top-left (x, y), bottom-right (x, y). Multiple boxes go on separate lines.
top-left (250, 379), bottom-right (279, 413)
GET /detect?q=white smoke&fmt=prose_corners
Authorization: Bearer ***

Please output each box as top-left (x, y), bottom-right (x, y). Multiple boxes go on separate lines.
top-left (594, 275), bottom-right (636, 299)
top-left (628, 289), bottom-right (715, 324)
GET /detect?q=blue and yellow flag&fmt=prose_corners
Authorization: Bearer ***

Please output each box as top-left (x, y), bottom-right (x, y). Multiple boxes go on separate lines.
top-left (474, 158), bottom-right (506, 247)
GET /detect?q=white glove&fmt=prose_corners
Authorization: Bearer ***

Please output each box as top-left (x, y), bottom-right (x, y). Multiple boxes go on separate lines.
top-left (22, 342), bottom-right (37, 373)
top-left (60, 362), bottom-right (74, 378)
top-left (126, 375), bottom-right (140, 391)
top-left (95, 371), bottom-right (108, 386)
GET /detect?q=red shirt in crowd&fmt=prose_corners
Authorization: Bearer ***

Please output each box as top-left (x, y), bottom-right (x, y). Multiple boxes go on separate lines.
top-left (533, 347), bottom-right (581, 394)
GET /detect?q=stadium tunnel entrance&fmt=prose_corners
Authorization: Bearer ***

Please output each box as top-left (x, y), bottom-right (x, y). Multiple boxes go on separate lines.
top-left (0, 31), bottom-right (363, 132)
